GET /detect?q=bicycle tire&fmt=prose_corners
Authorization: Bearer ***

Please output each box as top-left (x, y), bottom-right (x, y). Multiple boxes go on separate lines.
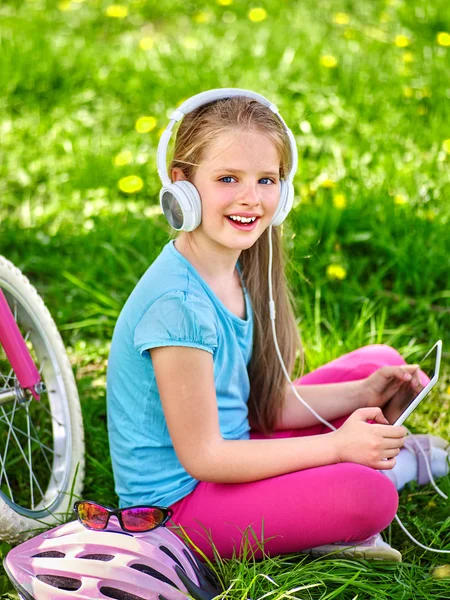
top-left (0, 255), bottom-right (84, 543)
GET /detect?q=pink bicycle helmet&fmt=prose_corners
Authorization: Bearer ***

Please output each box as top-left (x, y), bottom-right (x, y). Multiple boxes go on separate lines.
top-left (4, 519), bottom-right (222, 600)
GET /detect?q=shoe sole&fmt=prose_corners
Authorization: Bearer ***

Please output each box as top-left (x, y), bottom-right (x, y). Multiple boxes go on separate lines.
top-left (305, 545), bottom-right (402, 562)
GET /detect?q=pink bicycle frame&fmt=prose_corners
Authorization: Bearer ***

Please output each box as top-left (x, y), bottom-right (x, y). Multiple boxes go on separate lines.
top-left (0, 289), bottom-right (41, 400)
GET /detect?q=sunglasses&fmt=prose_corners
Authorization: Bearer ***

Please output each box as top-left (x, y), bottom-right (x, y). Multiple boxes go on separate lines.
top-left (73, 500), bottom-right (173, 533)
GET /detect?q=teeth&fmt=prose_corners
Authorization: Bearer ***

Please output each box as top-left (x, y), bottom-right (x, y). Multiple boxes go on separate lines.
top-left (228, 215), bottom-right (257, 223)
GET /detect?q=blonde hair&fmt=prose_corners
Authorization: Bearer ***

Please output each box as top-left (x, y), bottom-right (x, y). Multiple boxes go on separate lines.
top-left (167, 96), bottom-right (304, 434)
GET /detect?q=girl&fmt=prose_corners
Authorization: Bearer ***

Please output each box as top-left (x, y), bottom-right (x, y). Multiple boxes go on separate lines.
top-left (106, 89), bottom-right (449, 563)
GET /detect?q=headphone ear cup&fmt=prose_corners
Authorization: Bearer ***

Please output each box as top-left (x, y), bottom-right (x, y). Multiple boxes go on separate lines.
top-left (159, 181), bottom-right (202, 231)
top-left (269, 180), bottom-right (294, 227)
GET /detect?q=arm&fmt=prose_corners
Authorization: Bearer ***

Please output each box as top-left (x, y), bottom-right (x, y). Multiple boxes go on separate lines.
top-left (150, 346), bottom-right (338, 483)
top-left (273, 380), bottom-right (364, 430)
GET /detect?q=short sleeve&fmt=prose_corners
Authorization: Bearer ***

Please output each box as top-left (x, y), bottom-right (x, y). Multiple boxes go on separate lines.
top-left (134, 290), bottom-right (218, 356)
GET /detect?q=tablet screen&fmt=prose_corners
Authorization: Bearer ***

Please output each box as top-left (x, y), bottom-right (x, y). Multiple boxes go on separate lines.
top-left (383, 344), bottom-right (439, 425)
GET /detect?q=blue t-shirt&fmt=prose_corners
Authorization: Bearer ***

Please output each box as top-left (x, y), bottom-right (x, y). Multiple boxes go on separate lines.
top-left (106, 239), bottom-right (254, 508)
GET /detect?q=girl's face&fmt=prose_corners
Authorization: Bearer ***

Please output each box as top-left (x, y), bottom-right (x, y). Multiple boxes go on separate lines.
top-left (174, 129), bottom-right (281, 252)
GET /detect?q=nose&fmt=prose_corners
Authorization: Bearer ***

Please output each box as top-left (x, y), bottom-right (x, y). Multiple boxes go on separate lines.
top-left (239, 182), bottom-right (261, 206)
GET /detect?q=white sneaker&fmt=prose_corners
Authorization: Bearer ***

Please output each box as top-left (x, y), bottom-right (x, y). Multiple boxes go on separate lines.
top-left (303, 533), bottom-right (402, 562)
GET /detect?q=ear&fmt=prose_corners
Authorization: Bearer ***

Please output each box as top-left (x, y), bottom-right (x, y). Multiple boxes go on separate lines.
top-left (171, 167), bottom-right (187, 182)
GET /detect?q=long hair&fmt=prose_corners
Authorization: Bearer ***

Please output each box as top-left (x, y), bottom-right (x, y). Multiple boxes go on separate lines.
top-left (167, 96), bottom-right (304, 434)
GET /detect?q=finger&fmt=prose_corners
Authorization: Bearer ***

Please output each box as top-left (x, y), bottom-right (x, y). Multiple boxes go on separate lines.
top-left (383, 438), bottom-right (405, 450)
top-left (399, 364), bottom-right (420, 381)
top-left (373, 424), bottom-right (407, 438)
top-left (376, 457), bottom-right (397, 470)
top-left (354, 407), bottom-right (389, 424)
top-left (382, 447), bottom-right (401, 459)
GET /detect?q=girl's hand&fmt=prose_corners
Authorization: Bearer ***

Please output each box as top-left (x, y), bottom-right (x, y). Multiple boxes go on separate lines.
top-left (359, 364), bottom-right (423, 409)
top-left (332, 407), bottom-right (407, 469)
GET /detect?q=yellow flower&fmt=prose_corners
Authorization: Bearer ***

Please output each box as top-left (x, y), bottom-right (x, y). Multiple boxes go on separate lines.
top-left (319, 178), bottom-right (336, 189)
top-left (437, 32), bottom-right (450, 47)
top-left (139, 37), bottom-right (154, 50)
top-left (394, 194), bottom-right (408, 205)
top-left (327, 264), bottom-right (347, 280)
top-left (248, 7), bottom-right (267, 22)
top-left (194, 11), bottom-right (213, 23)
top-left (333, 12), bottom-right (349, 25)
top-left (57, 0), bottom-right (72, 10)
top-left (433, 565), bottom-right (450, 579)
top-left (333, 193), bottom-right (347, 209)
top-left (395, 34), bottom-right (410, 47)
top-left (402, 86), bottom-right (414, 98)
top-left (442, 139), bottom-right (450, 154)
top-left (135, 116), bottom-right (157, 133)
top-left (114, 150), bottom-right (133, 166)
top-left (320, 55), bottom-right (338, 68)
top-left (217, 0), bottom-right (232, 5)
top-left (446, 385), bottom-right (450, 395)
top-left (105, 5), bottom-right (128, 18)
top-left (421, 209), bottom-right (435, 221)
top-left (119, 176), bottom-right (143, 194)
top-left (402, 51), bottom-right (414, 63)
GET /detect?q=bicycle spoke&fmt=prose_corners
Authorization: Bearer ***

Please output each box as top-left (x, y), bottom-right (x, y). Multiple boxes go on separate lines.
top-left (0, 399), bottom-right (17, 502)
top-left (29, 417), bottom-right (54, 479)
top-left (26, 406), bottom-right (34, 510)
top-left (0, 406), bottom-right (45, 502)
top-left (0, 415), bottom-right (55, 455)
top-left (38, 399), bottom-right (64, 428)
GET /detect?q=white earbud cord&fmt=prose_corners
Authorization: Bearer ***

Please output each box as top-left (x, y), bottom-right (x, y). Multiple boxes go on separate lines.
top-left (267, 224), bottom-right (450, 554)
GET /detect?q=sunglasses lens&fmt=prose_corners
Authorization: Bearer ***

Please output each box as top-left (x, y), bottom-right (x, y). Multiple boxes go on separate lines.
top-left (77, 502), bottom-right (109, 530)
top-left (121, 507), bottom-right (165, 532)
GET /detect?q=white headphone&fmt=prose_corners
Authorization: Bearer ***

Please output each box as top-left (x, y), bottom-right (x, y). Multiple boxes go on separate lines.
top-left (156, 88), bottom-right (298, 231)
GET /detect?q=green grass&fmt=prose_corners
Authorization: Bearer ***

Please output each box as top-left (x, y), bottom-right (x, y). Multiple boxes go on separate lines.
top-left (1, 0), bottom-right (450, 597)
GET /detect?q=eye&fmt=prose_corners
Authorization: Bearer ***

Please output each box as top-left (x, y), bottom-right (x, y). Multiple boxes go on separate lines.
top-left (259, 178), bottom-right (276, 185)
top-left (219, 176), bottom-right (236, 183)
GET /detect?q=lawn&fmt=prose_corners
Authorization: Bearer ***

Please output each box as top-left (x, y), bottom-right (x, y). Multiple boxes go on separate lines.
top-left (0, 0), bottom-right (450, 597)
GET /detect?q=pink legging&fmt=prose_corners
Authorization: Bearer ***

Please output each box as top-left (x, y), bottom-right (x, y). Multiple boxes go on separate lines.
top-left (168, 344), bottom-right (414, 560)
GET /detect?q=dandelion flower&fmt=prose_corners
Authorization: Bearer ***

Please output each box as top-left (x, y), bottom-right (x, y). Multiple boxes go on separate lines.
top-left (421, 209), bottom-right (435, 221)
top-left (139, 37), bottom-right (154, 50)
top-left (114, 150), bottom-right (133, 166)
top-left (58, 0), bottom-right (72, 10)
top-left (446, 385), bottom-right (450, 395)
top-left (333, 12), bottom-right (349, 25)
top-left (248, 8), bottom-right (267, 22)
top-left (402, 51), bottom-right (414, 63)
top-left (320, 55), bottom-right (338, 68)
top-left (395, 35), bottom-right (410, 47)
top-left (319, 178), bottom-right (336, 189)
top-left (135, 116), bottom-right (157, 133)
top-left (402, 86), bottom-right (414, 98)
top-left (437, 32), bottom-right (450, 47)
top-left (394, 194), bottom-right (408, 205)
top-left (327, 264), bottom-right (347, 280)
top-left (119, 176), bottom-right (143, 194)
top-left (217, 0), bottom-right (232, 5)
top-left (194, 11), bottom-right (213, 24)
top-left (105, 5), bottom-right (128, 18)
top-left (333, 193), bottom-right (347, 209)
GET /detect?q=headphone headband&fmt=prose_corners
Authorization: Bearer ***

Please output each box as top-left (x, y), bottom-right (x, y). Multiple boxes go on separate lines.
top-left (156, 88), bottom-right (298, 187)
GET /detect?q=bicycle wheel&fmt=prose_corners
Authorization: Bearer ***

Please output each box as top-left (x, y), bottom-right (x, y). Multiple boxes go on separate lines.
top-left (0, 255), bottom-right (84, 543)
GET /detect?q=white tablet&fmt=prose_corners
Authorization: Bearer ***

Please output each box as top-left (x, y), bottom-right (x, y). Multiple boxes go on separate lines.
top-left (383, 340), bottom-right (442, 426)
